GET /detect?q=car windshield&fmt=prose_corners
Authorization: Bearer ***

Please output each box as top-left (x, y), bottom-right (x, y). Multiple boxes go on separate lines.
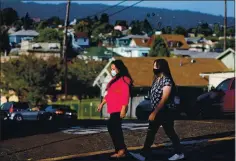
top-left (216, 79), bottom-right (232, 91)
top-left (14, 102), bottom-right (30, 109)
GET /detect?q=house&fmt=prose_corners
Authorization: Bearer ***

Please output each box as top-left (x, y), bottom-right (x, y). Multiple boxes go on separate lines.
top-left (129, 38), bottom-right (150, 47)
top-left (173, 50), bottom-right (221, 58)
top-left (199, 72), bottom-right (235, 90)
top-left (77, 47), bottom-right (121, 61)
top-left (74, 32), bottom-right (90, 48)
top-left (116, 35), bottom-right (150, 47)
top-left (147, 34), bottom-right (189, 50)
top-left (114, 25), bottom-right (127, 32)
top-left (19, 41), bottom-right (61, 59)
top-left (93, 57), bottom-right (229, 118)
top-left (108, 47), bottom-right (150, 57)
top-left (9, 30), bottom-right (39, 44)
top-left (216, 48), bottom-right (235, 70)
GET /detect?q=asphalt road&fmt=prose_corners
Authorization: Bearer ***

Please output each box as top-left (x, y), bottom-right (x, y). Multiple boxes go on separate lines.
top-left (0, 118), bottom-right (235, 161)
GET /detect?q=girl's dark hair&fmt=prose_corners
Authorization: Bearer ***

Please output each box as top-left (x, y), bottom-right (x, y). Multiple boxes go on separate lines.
top-left (107, 60), bottom-right (133, 89)
top-left (153, 59), bottom-right (176, 87)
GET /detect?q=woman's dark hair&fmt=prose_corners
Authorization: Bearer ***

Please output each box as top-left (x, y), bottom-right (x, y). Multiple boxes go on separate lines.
top-left (107, 60), bottom-right (133, 89)
top-left (153, 59), bottom-right (175, 87)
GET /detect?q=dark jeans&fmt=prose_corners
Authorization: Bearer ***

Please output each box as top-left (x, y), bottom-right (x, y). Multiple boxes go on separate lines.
top-left (107, 112), bottom-right (126, 152)
top-left (142, 110), bottom-right (183, 155)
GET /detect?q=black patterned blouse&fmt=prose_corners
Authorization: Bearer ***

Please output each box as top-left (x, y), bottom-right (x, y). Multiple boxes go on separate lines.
top-left (150, 76), bottom-right (174, 109)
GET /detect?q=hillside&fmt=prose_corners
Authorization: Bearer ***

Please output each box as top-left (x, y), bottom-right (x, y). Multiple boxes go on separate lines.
top-left (3, 1), bottom-right (235, 28)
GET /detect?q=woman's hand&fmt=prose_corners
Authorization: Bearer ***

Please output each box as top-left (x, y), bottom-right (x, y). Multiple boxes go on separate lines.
top-left (120, 105), bottom-right (127, 118)
top-left (97, 103), bottom-right (103, 112)
top-left (148, 111), bottom-right (157, 121)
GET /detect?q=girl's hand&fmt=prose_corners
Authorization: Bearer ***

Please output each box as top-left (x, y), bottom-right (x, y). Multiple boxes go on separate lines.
top-left (148, 111), bottom-right (157, 121)
top-left (97, 104), bottom-right (103, 112)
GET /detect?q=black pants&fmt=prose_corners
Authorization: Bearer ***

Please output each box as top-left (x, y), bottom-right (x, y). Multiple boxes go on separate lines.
top-left (142, 110), bottom-right (183, 155)
top-left (107, 112), bottom-right (126, 152)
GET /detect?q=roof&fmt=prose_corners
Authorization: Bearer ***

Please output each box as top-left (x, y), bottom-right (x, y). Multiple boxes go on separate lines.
top-left (119, 35), bottom-right (150, 40)
top-left (173, 50), bottom-right (221, 58)
top-left (147, 34), bottom-right (189, 50)
top-left (10, 30), bottom-right (39, 36)
top-left (216, 48), bottom-right (235, 60)
top-left (131, 38), bottom-right (149, 47)
top-left (94, 57), bottom-right (230, 87)
top-left (76, 32), bottom-right (88, 38)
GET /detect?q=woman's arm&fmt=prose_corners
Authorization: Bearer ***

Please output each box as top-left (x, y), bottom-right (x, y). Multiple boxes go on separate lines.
top-left (120, 77), bottom-right (130, 118)
top-left (149, 86), bottom-right (172, 121)
top-left (153, 86), bottom-right (172, 113)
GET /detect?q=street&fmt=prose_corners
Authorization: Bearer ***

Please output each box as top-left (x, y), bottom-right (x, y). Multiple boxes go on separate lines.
top-left (0, 118), bottom-right (235, 161)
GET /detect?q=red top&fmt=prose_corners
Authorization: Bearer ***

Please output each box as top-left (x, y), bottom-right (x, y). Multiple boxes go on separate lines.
top-left (105, 76), bottom-right (131, 114)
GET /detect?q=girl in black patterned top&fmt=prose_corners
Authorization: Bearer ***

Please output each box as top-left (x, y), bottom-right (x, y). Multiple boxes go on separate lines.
top-left (131, 59), bottom-right (184, 161)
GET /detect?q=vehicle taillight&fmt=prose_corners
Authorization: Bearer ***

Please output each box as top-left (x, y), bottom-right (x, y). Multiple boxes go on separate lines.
top-left (55, 110), bottom-right (63, 114)
top-left (9, 105), bottom-right (14, 113)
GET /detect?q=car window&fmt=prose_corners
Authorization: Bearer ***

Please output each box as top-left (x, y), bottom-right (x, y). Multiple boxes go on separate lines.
top-left (230, 79), bottom-right (235, 90)
top-left (0, 102), bottom-right (13, 110)
top-left (14, 102), bottom-right (29, 109)
top-left (216, 79), bottom-right (232, 91)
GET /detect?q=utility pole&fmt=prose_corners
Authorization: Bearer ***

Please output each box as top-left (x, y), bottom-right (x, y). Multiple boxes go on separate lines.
top-left (224, 0), bottom-right (227, 51)
top-left (62, 0), bottom-right (71, 99)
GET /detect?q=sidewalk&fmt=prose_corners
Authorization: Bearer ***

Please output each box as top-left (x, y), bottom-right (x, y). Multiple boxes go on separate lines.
top-left (39, 136), bottom-right (235, 161)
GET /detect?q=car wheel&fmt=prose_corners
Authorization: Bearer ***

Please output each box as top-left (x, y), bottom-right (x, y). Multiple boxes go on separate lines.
top-left (48, 115), bottom-right (53, 121)
top-left (14, 115), bottom-right (23, 122)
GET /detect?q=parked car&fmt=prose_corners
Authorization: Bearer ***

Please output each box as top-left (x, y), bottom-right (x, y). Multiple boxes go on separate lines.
top-left (135, 96), bottom-right (181, 120)
top-left (0, 102), bottom-right (47, 121)
top-left (191, 77), bottom-right (235, 118)
top-left (41, 105), bottom-right (77, 120)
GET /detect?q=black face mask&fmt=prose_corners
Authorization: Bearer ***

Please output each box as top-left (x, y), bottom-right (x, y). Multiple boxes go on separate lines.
top-left (153, 69), bottom-right (161, 75)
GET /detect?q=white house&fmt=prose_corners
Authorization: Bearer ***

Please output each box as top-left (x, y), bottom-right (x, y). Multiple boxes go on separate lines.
top-left (108, 47), bottom-right (150, 57)
top-left (216, 48), bottom-right (235, 71)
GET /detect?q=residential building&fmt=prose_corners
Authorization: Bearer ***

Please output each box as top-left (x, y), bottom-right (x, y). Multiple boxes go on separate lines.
top-left (147, 34), bottom-right (189, 50)
top-left (116, 35), bottom-right (150, 47)
top-left (93, 57), bottom-right (229, 118)
top-left (74, 32), bottom-right (90, 48)
top-left (173, 50), bottom-right (221, 58)
top-left (216, 48), bottom-right (235, 71)
top-left (114, 25), bottom-right (127, 32)
top-left (9, 30), bottom-right (39, 44)
top-left (108, 47), bottom-right (150, 57)
top-left (19, 41), bottom-right (61, 59)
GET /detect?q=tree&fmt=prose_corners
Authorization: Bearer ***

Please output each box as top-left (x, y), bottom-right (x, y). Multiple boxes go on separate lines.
top-left (36, 28), bottom-right (63, 42)
top-left (100, 13), bottom-right (109, 23)
top-left (227, 27), bottom-right (235, 37)
top-left (115, 20), bottom-right (128, 28)
top-left (1, 8), bottom-right (18, 26)
top-left (162, 26), bottom-right (172, 34)
top-left (149, 36), bottom-right (170, 57)
top-left (130, 20), bottom-right (142, 35)
top-left (141, 19), bottom-right (153, 34)
top-left (23, 12), bottom-right (33, 30)
top-left (36, 20), bottom-right (48, 31)
top-left (173, 26), bottom-right (187, 36)
top-left (47, 16), bottom-right (62, 27)
top-left (214, 39), bottom-right (235, 50)
top-left (197, 23), bottom-right (213, 37)
top-left (94, 15), bottom-right (98, 22)
top-left (1, 56), bottom-right (62, 105)
top-left (213, 23), bottom-right (221, 37)
top-left (0, 27), bottom-right (10, 54)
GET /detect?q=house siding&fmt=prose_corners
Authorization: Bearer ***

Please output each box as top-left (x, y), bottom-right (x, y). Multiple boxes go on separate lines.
top-left (220, 53), bottom-right (235, 70)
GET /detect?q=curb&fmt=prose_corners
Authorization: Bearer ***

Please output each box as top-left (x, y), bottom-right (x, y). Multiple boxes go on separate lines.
top-left (37, 136), bottom-right (235, 161)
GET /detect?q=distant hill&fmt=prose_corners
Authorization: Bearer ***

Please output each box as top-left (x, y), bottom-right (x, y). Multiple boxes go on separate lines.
top-left (3, 1), bottom-right (235, 29)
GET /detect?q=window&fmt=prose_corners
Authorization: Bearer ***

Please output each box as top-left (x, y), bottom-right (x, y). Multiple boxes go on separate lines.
top-left (84, 38), bottom-right (87, 42)
top-left (230, 79), bottom-right (235, 90)
top-left (216, 79), bottom-right (232, 91)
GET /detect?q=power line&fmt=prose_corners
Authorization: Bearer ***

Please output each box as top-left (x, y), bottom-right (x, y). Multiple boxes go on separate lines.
top-left (108, 0), bottom-right (144, 18)
top-left (90, 1), bottom-right (127, 18)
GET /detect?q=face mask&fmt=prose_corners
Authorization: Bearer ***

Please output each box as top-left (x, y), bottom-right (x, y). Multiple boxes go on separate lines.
top-left (111, 70), bottom-right (117, 77)
top-left (153, 69), bottom-right (161, 75)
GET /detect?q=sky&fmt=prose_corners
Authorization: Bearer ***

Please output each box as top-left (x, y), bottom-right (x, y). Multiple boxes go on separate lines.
top-left (23, 0), bottom-right (235, 17)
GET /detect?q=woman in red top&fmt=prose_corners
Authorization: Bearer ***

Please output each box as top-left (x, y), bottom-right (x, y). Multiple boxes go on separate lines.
top-left (97, 60), bottom-right (133, 158)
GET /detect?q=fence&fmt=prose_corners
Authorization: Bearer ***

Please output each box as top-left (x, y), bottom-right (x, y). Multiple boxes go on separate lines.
top-left (51, 99), bottom-right (101, 119)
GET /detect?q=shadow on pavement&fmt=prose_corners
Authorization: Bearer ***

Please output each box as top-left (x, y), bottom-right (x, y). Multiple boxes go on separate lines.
top-left (61, 139), bottom-right (234, 161)
top-left (0, 119), bottom-right (108, 140)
